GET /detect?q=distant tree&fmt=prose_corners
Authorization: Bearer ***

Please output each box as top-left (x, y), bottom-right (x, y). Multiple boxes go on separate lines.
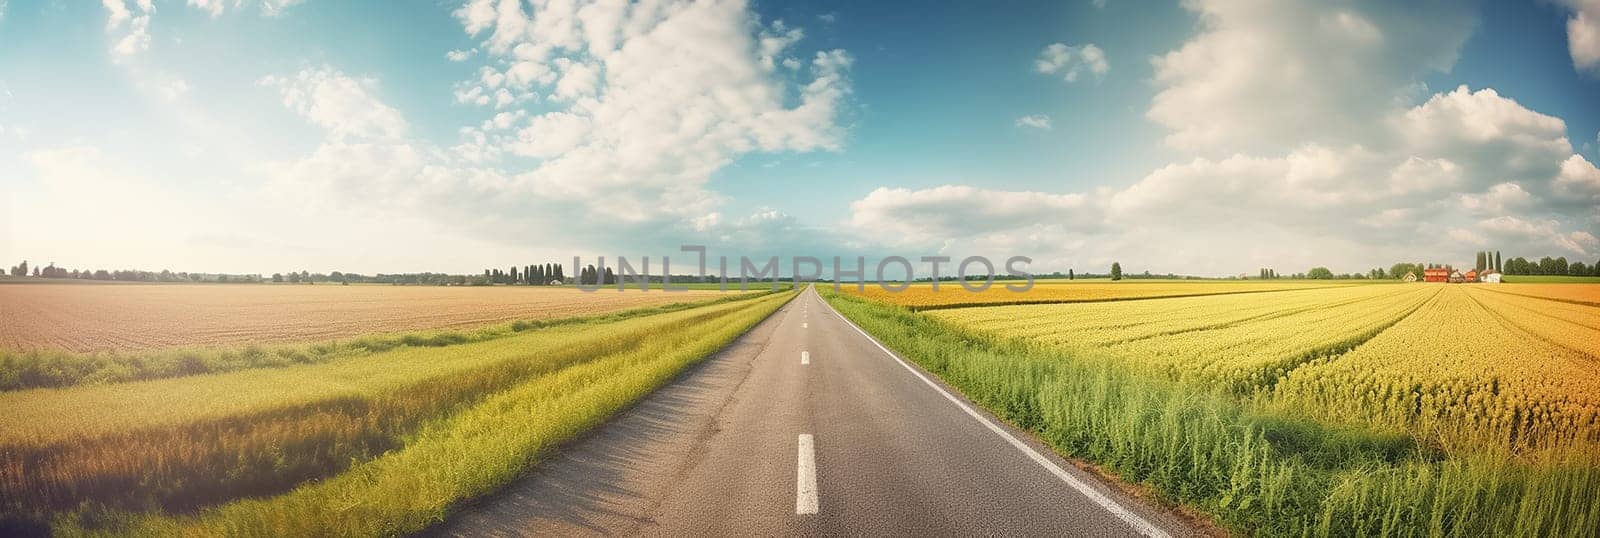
top-left (1307, 267), bottom-right (1334, 280)
top-left (603, 267), bottom-right (616, 285)
top-left (272, 273), bottom-right (283, 282)
top-left (1494, 251), bottom-right (1502, 273)
top-left (1067, 269), bottom-right (1074, 280)
top-left (16, 260), bottom-right (28, 277)
top-left (1570, 262), bottom-right (1590, 277)
top-left (1538, 256), bottom-right (1568, 276)
top-left (1504, 257), bottom-right (1528, 275)
top-left (1110, 262), bottom-right (1122, 281)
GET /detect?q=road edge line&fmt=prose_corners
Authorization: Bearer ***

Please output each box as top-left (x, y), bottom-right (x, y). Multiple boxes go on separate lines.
top-left (817, 287), bottom-right (1173, 538)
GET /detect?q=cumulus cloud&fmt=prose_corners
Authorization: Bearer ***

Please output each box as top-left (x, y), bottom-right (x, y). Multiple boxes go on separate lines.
top-left (1147, 0), bottom-right (1475, 155)
top-left (264, 0), bottom-right (853, 255)
top-left (1555, 154), bottom-right (1600, 203)
top-left (848, 1), bottom-right (1596, 272)
top-left (1014, 115), bottom-right (1052, 130)
top-left (1034, 43), bottom-right (1108, 83)
top-left (1560, 0), bottom-right (1600, 74)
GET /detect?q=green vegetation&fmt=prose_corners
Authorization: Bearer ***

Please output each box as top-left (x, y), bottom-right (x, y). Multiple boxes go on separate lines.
top-left (821, 289), bottom-right (1600, 536)
top-left (1503, 275), bottom-right (1600, 283)
top-left (1, 291), bottom-right (792, 535)
top-left (0, 290), bottom-right (775, 391)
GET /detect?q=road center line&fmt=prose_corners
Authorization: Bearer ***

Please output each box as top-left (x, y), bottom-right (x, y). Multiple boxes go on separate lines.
top-left (801, 351), bottom-right (810, 365)
top-left (825, 300), bottom-right (1172, 538)
top-left (796, 434), bottom-right (818, 514)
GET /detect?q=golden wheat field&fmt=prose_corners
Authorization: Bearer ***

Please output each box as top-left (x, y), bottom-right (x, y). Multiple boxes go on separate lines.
top-left (0, 284), bottom-right (725, 352)
top-left (1480, 283), bottom-right (1600, 306)
top-left (928, 283), bottom-right (1600, 453)
top-left (842, 279), bottom-right (1369, 309)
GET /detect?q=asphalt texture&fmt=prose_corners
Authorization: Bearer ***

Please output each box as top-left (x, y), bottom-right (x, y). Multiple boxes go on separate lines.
top-left (428, 285), bottom-right (1198, 537)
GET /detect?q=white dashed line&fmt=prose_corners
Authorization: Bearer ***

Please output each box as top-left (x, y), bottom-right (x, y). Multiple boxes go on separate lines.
top-left (801, 351), bottom-right (810, 365)
top-left (796, 434), bottom-right (818, 514)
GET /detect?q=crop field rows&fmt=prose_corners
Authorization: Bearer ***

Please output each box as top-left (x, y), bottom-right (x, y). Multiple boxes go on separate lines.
top-left (919, 284), bottom-right (1600, 453)
top-left (825, 282), bottom-right (1600, 536)
top-left (843, 279), bottom-right (1370, 310)
top-left (0, 284), bottom-right (727, 352)
top-left (0, 290), bottom-right (792, 535)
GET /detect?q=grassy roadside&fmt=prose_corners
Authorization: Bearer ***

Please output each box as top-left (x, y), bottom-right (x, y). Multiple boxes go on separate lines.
top-left (5, 290), bottom-right (794, 535)
top-left (820, 289), bottom-right (1599, 536)
top-left (0, 288), bottom-right (781, 391)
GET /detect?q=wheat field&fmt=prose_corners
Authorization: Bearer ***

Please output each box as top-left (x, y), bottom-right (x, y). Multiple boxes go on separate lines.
top-left (825, 282), bottom-right (1600, 536)
top-left (0, 283), bottom-right (725, 352)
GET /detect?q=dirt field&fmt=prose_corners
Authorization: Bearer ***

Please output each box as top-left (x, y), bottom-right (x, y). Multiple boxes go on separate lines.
top-left (0, 283), bottom-right (726, 352)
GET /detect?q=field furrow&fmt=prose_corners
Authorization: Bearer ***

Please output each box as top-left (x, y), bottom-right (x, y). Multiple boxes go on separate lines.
top-left (932, 285), bottom-right (1436, 392)
top-left (1273, 287), bottom-right (1600, 452)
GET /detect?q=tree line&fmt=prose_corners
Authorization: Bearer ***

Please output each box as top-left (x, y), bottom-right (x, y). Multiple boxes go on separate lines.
top-left (6, 261), bottom-right (258, 282)
top-left (482, 263), bottom-right (568, 285)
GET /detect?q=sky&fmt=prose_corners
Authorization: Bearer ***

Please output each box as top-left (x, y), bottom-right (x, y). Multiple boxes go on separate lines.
top-left (2, 0), bottom-right (1599, 277)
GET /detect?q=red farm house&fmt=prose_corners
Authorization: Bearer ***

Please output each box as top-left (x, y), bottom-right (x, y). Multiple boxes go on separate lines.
top-left (1465, 270), bottom-right (1479, 283)
top-left (1423, 268), bottom-right (1450, 282)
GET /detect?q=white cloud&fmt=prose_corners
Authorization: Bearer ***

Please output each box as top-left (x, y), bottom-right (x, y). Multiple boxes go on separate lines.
top-left (102, 1), bottom-right (309, 57)
top-left (1458, 183), bottom-right (1533, 216)
top-left (1147, 0), bottom-right (1476, 155)
top-left (1034, 43), bottom-right (1108, 83)
top-left (1014, 115), bottom-right (1052, 130)
top-left (187, 0), bottom-right (225, 17)
top-left (1479, 216), bottom-right (1597, 256)
top-left (260, 0), bottom-right (853, 255)
top-left (854, 78), bottom-right (1597, 271)
top-left (1392, 85), bottom-right (1572, 189)
top-left (1555, 154), bottom-right (1600, 202)
top-left (850, 185), bottom-right (1103, 249)
top-left (446, 48), bottom-right (477, 62)
top-left (259, 67), bottom-right (408, 141)
top-left (1560, 0), bottom-right (1600, 74)
top-left (103, 0), bottom-right (153, 58)
top-left (151, 77), bottom-right (190, 101)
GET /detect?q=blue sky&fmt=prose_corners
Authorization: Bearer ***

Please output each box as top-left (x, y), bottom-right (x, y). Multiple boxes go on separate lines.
top-left (2, 0), bottom-right (1599, 277)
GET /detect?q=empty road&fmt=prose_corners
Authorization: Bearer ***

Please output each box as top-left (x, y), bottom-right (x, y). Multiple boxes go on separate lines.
top-left (430, 285), bottom-right (1196, 537)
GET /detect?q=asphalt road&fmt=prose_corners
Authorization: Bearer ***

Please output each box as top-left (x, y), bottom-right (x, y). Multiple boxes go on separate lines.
top-left (429, 285), bottom-right (1197, 537)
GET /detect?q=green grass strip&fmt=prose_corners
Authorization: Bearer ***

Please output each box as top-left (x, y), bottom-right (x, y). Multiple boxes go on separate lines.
top-left (821, 290), bottom-right (1600, 537)
top-left (58, 290), bottom-right (793, 536)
